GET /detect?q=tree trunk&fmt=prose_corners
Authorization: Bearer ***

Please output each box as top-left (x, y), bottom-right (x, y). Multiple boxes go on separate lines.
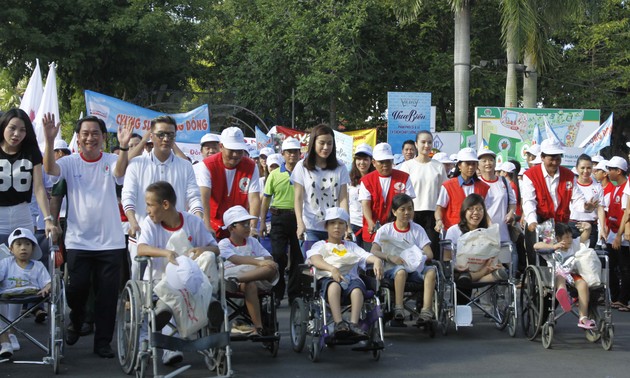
top-left (505, 36), bottom-right (518, 107)
top-left (522, 53), bottom-right (538, 108)
top-left (453, 4), bottom-right (471, 131)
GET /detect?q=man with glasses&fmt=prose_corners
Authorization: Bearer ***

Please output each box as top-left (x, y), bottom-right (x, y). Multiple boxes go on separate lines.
top-left (121, 115), bottom-right (203, 280)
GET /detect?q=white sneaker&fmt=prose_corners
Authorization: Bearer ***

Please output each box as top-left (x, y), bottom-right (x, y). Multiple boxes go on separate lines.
top-left (162, 349), bottom-right (183, 365)
top-left (9, 334), bottom-right (20, 351)
top-left (0, 342), bottom-right (13, 358)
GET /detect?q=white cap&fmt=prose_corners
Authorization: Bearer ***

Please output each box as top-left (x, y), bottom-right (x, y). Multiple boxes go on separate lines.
top-left (248, 145), bottom-right (260, 158)
top-left (372, 143), bottom-right (394, 161)
top-left (432, 152), bottom-right (452, 164)
top-left (281, 137), bottom-right (301, 152)
top-left (317, 207), bottom-right (350, 229)
top-left (607, 156), bottom-right (628, 172)
top-left (501, 162), bottom-right (516, 173)
top-left (200, 133), bottom-right (220, 145)
top-left (594, 160), bottom-right (609, 172)
top-left (477, 148), bottom-right (496, 158)
top-left (266, 153), bottom-right (284, 168)
top-left (592, 155), bottom-right (604, 164)
top-left (222, 205), bottom-right (257, 230)
top-left (450, 153), bottom-right (459, 162)
top-left (456, 147), bottom-right (478, 162)
top-left (531, 153), bottom-right (542, 165)
top-left (8, 227), bottom-right (42, 260)
top-left (165, 256), bottom-right (204, 294)
top-left (260, 147), bottom-right (275, 157)
top-left (53, 139), bottom-right (70, 151)
top-left (220, 127), bottom-right (248, 151)
top-left (354, 143), bottom-right (373, 157)
top-left (540, 139), bottom-right (564, 155)
top-left (525, 144), bottom-right (541, 155)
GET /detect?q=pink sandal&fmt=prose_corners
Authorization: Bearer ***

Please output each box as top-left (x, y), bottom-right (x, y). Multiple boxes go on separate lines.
top-left (555, 287), bottom-right (572, 312)
top-left (578, 316), bottom-right (596, 330)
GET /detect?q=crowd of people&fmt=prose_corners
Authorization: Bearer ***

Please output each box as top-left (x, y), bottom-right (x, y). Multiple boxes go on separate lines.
top-left (1, 107), bottom-right (630, 361)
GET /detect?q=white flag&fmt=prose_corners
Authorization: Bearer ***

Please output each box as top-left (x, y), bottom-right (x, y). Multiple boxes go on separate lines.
top-left (18, 59), bottom-right (43, 122)
top-left (34, 62), bottom-right (61, 151)
top-left (543, 116), bottom-right (563, 146)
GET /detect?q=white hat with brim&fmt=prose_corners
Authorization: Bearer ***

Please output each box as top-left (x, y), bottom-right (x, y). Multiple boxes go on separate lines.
top-left (354, 143), bottom-right (373, 157)
top-left (53, 139), bottom-right (70, 152)
top-left (540, 139), bottom-right (564, 155)
top-left (8, 228), bottom-right (42, 261)
top-left (282, 137), bottom-right (301, 152)
top-left (456, 147), bottom-right (478, 162)
top-left (594, 160), bottom-right (609, 172)
top-left (373, 143), bottom-right (394, 161)
top-left (266, 153), bottom-right (284, 168)
top-left (220, 127), bottom-right (248, 151)
top-left (450, 153), bottom-right (458, 162)
top-left (525, 144), bottom-right (541, 156)
top-left (531, 154), bottom-right (542, 165)
top-left (501, 162), bottom-right (516, 173)
top-left (477, 148), bottom-right (496, 159)
top-left (316, 207), bottom-right (350, 230)
top-left (222, 205), bottom-right (257, 230)
top-left (607, 156), bottom-right (628, 172)
top-left (432, 152), bottom-right (452, 164)
top-left (200, 133), bottom-right (220, 145)
top-left (260, 147), bottom-right (275, 157)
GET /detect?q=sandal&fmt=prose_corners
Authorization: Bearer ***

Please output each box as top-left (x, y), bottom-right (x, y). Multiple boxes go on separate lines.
top-left (393, 307), bottom-right (405, 321)
top-left (334, 321), bottom-right (351, 339)
top-left (418, 308), bottom-right (434, 322)
top-left (555, 287), bottom-right (572, 313)
top-left (577, 316), bottom-right (596, 330)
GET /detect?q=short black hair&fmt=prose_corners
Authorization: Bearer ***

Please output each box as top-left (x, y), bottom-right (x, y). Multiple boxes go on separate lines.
top-left (146, 181), bottom-right (177, 206)
top-left (75, 116), bottom-right (107, 134)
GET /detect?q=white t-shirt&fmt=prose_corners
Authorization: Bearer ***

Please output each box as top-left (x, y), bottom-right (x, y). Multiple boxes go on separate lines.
top-left (218, 237), bottom-right (272, 270)
top-left (291, 160), bottom-right (350, 231)
top-left (570, 180), bottom-right (604, 221)
top-left (358, 175), bottom-right (416, 202)
top-left (138, 211), bottom-right (218, 281)
top-left (479, 176), bottom-right (516, 242)
top-left (195, 159), bottom-right (261, 194)
top-left (373, 222), bottom-right (431, 250)
top-left (0, 257), bottom-right (51, 295)
top-left (398, 158), bottom-right (448, 211)
top-left (348, 184), bottom-right (362, 227)
top-left (306, 240), bottom-right (370, 281)
top-left (51, 153), bottom-right (125, 250)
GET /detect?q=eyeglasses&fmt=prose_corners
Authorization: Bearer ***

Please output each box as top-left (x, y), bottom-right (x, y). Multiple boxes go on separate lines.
top-left (154, 132), bottom-right (176, 140)
top-left (466, 206), bottom-right (484, 214)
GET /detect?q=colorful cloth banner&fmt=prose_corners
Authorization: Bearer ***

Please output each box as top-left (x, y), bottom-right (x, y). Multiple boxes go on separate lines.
top-left (488, 133), bottom-right (520, 158)
top-left (84, 90), bottom-right (210, 144)
top-left (343, 128), bottom-right (377, 151)
top-left (579, 113), bottom-right (613, 156)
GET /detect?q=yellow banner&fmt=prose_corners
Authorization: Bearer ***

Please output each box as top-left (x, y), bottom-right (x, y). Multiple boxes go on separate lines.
top-left (343, 128), bottom-right (377, 153)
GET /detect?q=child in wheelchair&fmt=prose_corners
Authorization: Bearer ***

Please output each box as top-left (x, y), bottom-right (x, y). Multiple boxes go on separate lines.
top-left (218, 205), bottom-right (279, 338)
top-left (370, 194), bottom-right (437, 324)
top-left (534, 221), bottom-right (596, 329)
top-left (0, 228), bottom-right (51, 358)
top-left (306, 207), bottom-right (383, 340)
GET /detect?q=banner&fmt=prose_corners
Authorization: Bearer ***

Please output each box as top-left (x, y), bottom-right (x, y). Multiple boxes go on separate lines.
top-left (579, 113), bottom-right (613, 156)
top-left (19, 59), bottom-right (43, 122)
top-left (387, 92), bottom-right (432, 153)
top-left (84, 90), bottom-right (210, 144)
top-left (255, 126), bottom-right (273, 150)
top-left (34, 63), bottom-right (61, 151)
top-left (343, 128), bottom-right (377, 152)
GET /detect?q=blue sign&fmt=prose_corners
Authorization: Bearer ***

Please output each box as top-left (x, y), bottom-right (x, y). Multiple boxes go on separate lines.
top-left (387, 92), bottom-right (432, 154)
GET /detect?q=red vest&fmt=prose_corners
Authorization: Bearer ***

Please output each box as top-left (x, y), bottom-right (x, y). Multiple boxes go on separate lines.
top-left (607, 181), bottom-right (627, 233)
top-left (442, 177), bottom-right (490, 229)
top-left (603, 181), bottom-right (615, 201)
top-left (524, 164), bottom-right (574, 223)
top-left (203, 153), bottom-right (256, 232)
top-left (360, 169), bottom-right (410, 243)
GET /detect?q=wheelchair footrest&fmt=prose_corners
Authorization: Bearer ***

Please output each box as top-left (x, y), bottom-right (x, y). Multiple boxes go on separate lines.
top-left (230, 333), bottom-right (279, 342)
top-left (351, 341), bottom-right (385, 351)
top-left (151, 331), bottom-right (229, 352)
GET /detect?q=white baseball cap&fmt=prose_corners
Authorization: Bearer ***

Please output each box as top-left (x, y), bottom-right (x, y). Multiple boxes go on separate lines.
top-left (200, 133), bottom-right (220, 145)
top-left (456, 147), bottom-right (478, 162)
top-left (354, 143), bottom-right (373, 157)
top-left (477, 148), bottom-right (496, 158)
top-left (53, 139), bottom-right (70, 152)
top-left (450, 153), bottom-right (458, 162)
top-left (8, 227), bottom-right (42, 260)
top-left (220, 127), bottom-right (248, 151)
top-left (501, 162), bottom-right (516, 173)
top-left (591, 155), bottom-right (604, 164)
top-left (607, 156), bottom-right (628, 172)
top-left (317, 207), bottom-right (350, 229)
top-left (266, 153), bottom-right (284, 168)
top-left (432, 152), bottom-right (452, 164)
top-left (281, 137), bottom-right (301, 152)
top-left (540, 138), bottom-right (564, 155)
top-left (594, 160), bottom-right (609, 172)
top-left (525, 144), bottom-right (541, 155)
top-left (222, 205), bottom-right (257, 230)
top-left (260, 147), bottom-right (275, 157)
top-left (372, 143), bottom-right (394, 161)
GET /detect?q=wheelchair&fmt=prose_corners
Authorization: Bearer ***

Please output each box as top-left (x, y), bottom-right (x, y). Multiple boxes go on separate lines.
top-left (116, 255), bottom-right (232, 377)
top-left (0, 233), bottom-right (65, 374)
top-left (289, 264), bottom-right (384, 362)
top-left (437, 238), bottom-right (518, 337)
top-left (520, 232), bottom-right (614, 350)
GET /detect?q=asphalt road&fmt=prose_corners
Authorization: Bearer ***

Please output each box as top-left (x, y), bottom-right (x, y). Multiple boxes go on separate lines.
top-left (2, 300), bottom-right (629, 378)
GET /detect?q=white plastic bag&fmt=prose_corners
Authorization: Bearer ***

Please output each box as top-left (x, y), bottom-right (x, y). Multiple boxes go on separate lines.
top-left (310, 243), bottom-right (361, 280)
top-left (455, 224), bottom-right (501, 272)
top-left (574, 247), bottom-right (602, 287)
top-left (377, 235), bottom-right (427, 273)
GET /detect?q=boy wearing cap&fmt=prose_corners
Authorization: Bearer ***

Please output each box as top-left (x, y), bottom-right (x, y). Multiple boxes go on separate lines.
top-left (260, 138), bottom-right (303, 305)
top-left (218, 205), bottom-right (279, 336)
top-left (359, 143), bottom-right (415, 250)
top-left (198, 127), bottom-right (261, 239)
top-left (0, 228), bottom-right (51, 358)
top-left (593, 160), bottom-right (614, 202)
top-left (306, 207), bottom-right (383, 340)
top-left (200, 133), bottom-right (221, 158)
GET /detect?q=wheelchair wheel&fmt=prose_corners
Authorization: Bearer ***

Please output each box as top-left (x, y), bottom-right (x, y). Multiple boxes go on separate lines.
top-left (216, 348), bottom-right (229, 376)
top-left (202, 348), bottom-right (218, 371)
top-left (50, 273), bottom-right (65, 374)
top-left (601, 323), bottom-right (614, 351)
top-left (117, 281), bottom-right (142, 375)
top-left (520, 266), bottom-right (546, 341)
top-left (507, 308), bottom-right (517, 337)
top-left (541, 323), bottom-right (553, 349)
top-left (290, 298), bottom-right (308, 352)
top-left (493, 286), bottom-right (510, 331)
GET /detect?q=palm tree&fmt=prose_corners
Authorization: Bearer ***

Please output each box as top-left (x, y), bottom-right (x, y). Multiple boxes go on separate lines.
top-left (394, 0), bottom-right (471, 131)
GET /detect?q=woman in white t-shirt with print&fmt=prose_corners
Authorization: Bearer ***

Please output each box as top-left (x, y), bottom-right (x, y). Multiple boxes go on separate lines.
top-left (292, 124), bottom-right (350, 243)
top-left (348, 144), bottom-right (375, 248)
top-left (569, 154), bottom-right (606, 248)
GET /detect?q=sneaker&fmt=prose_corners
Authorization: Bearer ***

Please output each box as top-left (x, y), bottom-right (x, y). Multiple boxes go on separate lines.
top-left (393, 307), bottom-right (405, 321)
top-left (231, 322), bottom-right (255, 334)
top-left (334, 321), bottom-right (351, 339)
top-left (556, 287), bottom-right (572, 313)
top-left (65, 323), bottom-right (80, 345)
top-left (492, 268), bottom-right (509, 281)
top-left (8, 334), bottom-right (20, 351)
top-left (224, 277), bottom-right (240, 293)
top-left (0, 342), bottom-right (13, 358)
top-left (349, 322), bottom-right (368, 341)
top-left (418, 308), bottom-right (435, 322)
top-left (162, 350), bottom-right (184, 365)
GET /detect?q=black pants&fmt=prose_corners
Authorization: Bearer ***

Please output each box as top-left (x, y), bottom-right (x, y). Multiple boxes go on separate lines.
top-left (414, 211), bottom-right (439, 259)
top-left (269, 211), bottom-right (303, 303)
top-left (607, 243), bottom-right (630, 304)
top-left (66, 248), bottom-right (123, 349)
